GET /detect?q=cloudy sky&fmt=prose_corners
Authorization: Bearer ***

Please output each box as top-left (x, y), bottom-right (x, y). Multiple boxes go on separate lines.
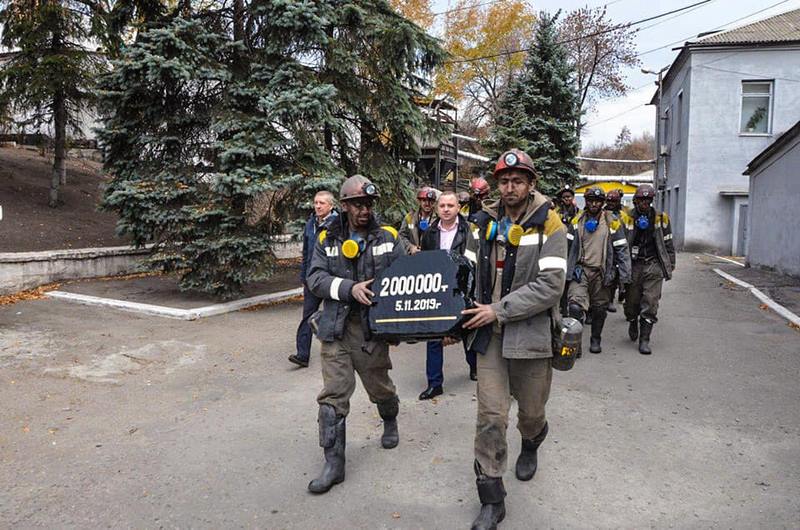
top-left (431, 0), bottom-right (800, 148)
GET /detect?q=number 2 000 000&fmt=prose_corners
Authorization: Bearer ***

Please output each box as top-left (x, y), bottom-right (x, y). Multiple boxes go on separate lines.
top-left (379, 273), bottom-right (447, 297)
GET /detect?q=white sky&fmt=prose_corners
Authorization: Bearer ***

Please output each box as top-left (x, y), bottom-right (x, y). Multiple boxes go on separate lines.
top-left (430, 0), bottom-right (800, 148)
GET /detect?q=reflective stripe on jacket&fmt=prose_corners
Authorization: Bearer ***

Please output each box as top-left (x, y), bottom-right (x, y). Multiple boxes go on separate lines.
top-left (306, 214), bottom-right (404, 343)
top-left (465, 192), bottom-right (567, 359)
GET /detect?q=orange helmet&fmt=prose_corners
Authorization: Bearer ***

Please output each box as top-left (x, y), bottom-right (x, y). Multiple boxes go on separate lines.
top-left (417, 186), bottom-right (437, 200)
top-left (469, 177), bottom-right (490, 196)
top-left (493, 149), bottom-right (538, 180)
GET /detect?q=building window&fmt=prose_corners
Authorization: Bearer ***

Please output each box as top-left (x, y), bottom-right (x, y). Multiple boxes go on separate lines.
top-left (740, 81), bottom-right (773, 134)
top-left (676, 92), bottom-right (683, 144)
top-left (662, 107), bottom-right (670, 148)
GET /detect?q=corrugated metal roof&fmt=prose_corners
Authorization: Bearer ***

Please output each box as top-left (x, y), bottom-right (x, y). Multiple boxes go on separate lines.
top-left (690, 8), bottom-right (800, 46)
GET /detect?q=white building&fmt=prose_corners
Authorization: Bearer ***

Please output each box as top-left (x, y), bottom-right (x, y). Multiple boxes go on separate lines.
top-left (743, 120), bottom-right (800, 277)
top-left (651, 8), bottom-right (800, 255)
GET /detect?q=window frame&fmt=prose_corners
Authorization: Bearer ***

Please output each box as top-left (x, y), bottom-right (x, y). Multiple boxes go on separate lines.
top-left (739, 80), bottom-right (774, 136)
top-left (675, 91), bottom-right (683, 145)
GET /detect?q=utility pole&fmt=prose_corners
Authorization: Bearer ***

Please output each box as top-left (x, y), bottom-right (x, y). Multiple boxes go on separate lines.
top-left (642, 65), bottom-right (670, 210)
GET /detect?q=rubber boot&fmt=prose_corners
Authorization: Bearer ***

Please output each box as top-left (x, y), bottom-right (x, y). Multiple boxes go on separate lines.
top-left (515, 422), bottom-right (548, 481)
top-left (377, 397), bottom-right (399, 449)
top-left (589, 307), bottom-right (607, 354)
top-left (471, 461), bottom-right (506, 530)
top-left (628, 319), bottom-right (639, 342)
top-left (308, 405), bottom-right (346, 494)
top-left (638, 318), bottom-right (653, 355)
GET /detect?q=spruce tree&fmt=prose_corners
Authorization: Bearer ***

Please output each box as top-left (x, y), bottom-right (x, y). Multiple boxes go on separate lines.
top-left (0, 0), bottom-right (105, 207)
top-left (98, 1), bottom-right (446, 297)
top-left (485, 11), bottom-right (580, 195)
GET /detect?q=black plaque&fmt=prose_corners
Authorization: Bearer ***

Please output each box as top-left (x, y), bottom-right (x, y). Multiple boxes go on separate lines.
top-left (369, 250), bottom-right (474, 341)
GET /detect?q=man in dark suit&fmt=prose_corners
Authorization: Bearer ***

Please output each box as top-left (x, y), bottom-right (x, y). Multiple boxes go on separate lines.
top-left (288, 191), bottom-right (338, 368)
top-left (418, 191), bottom-right (477, 399)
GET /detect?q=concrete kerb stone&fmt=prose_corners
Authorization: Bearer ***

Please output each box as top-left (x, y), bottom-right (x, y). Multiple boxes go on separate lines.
top-left (703, 252), bottom-right (745, 267)
top-left (713, 268), bottom-right (800, 327)
top-left (45, 286), bottom-right (304, 320)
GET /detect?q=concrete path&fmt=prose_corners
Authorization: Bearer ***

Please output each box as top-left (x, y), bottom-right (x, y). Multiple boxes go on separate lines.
top-left (1, 253), bottom-right (798, 528)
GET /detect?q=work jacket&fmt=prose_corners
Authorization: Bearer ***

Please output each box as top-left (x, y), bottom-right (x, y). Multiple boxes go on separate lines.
top-left (620, 208), bottom-right (676, 280)
top-left (398, 210), bottom-right (435, 251)
top-left (300, 210), bottom-right (338, 283)
top-left (420, 214), bottom-right (469, 255)
top-left (306, 213), bottom-right (404, 345)
top-left (566, 210), bottom-right (632, 286)
top-left (557, 203), bottom-right (579, 226)
top-left (465, 192), bottom-right (567, 359)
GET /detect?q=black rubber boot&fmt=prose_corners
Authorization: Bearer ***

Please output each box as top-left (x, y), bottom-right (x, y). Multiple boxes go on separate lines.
top-left (638, 318), bottom-right (654, 355)
top-left (628, 319), bottom-right (639, 342)
top-left (567, 303), bottom-right (585, 324)
top-left (589, 307), bottom-right (607, 354)
top-left (515, 422), bottom-right (548, 481)
top-left (377, 397), bottom-right (399, 449)
top-left (471, 461), bottom-right (506, 530)
top-left (308, 405), bottom-right (346, 494)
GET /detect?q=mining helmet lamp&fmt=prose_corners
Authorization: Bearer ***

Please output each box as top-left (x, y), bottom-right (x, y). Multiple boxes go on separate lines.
top-left (363, 183), bottom-right (378, 197)
top-left (503, 152), bottom-right (519, 167)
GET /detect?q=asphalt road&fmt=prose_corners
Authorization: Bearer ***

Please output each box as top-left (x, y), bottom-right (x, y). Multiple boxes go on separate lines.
top-left (1, 253), bottom-right (798, 529)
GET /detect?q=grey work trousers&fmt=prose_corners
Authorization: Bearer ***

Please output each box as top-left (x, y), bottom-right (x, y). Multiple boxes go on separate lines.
top-left (317, 314), bottom-right (397, 417)
top-left (624, 259), bottom-right (664, 322)
top-left (475, 333), bottom-right (552, 477)
top-left (567, 265), bottom-right (612, 312)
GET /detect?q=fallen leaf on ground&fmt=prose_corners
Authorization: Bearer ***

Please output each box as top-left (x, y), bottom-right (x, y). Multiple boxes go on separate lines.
top-left (0, 283), bottom-right (61, 305)
top-left (391, 512), bottom-right (401, 519)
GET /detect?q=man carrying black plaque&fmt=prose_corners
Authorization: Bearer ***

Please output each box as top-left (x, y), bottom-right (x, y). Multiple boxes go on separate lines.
top-left (457, 149), bottom-right (567, 529)
top-left (305, 174), bottom-right (405, 494)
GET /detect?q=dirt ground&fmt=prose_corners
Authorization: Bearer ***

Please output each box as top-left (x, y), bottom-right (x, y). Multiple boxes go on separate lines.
top-left (0, 146), bottom-right (129, 252)
top-left (58, 265), bottom-right (302, 308)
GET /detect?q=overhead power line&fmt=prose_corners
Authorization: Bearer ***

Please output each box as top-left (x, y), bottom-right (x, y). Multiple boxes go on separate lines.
top-left (445, 0), bottom-right (713, 64)
top-left (432, 0), bottom-right (506, 18)
top-left (584, 0), bottom-right (796, 130)
top-left (636, 0), bottom-right (792, 57)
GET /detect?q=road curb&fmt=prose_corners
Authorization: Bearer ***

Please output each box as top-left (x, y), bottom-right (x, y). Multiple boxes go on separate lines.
top-left (45, 287), bottom-right (303, 320)
top-left (713, 268), bottom-right (800, 327)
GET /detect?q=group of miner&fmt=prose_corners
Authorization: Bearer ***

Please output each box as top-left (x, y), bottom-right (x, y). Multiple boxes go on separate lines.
top-left (286, 148), bottom-right (675, 530)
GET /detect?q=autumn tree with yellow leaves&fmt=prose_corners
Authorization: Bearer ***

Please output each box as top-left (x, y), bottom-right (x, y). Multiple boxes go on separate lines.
top-left (436, 0), bottom-right (536, 126)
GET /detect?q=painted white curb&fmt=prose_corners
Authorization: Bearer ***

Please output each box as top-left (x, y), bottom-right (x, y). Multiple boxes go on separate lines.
top-left (713, 268), bottom-right (800, 327)
top-left (704, 252), bottom-right (745, 267)
top-left (45, 287), bottom-right (303, 321)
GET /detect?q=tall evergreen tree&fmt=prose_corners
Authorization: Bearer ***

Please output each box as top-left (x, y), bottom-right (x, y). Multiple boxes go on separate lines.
top-left (0, 0), bottom-right (106, 206)
top-left (98, 0), bottom-right (446, 297)
top-left (485, 11), bottom-right (580, 195)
